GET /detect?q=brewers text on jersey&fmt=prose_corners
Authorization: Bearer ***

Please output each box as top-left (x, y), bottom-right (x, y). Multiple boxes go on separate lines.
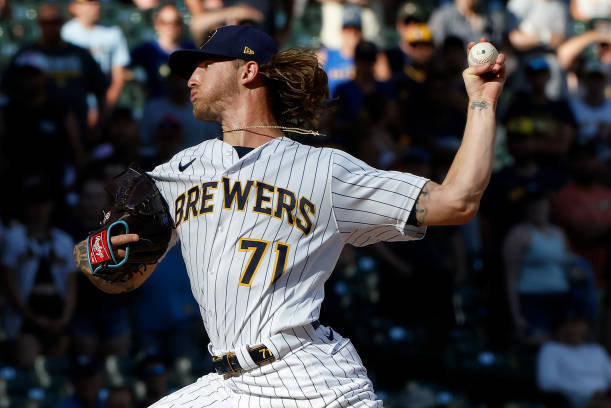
top-left (173, 177), bottom-right (316, 236)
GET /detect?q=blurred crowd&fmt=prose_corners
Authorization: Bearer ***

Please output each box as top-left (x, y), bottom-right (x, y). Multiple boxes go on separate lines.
top-left (0, 0), bottom-right (610, 406)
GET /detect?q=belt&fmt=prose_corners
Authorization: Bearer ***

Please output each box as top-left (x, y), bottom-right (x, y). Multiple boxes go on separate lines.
top-left (212, 320), bottom-right (321, 375)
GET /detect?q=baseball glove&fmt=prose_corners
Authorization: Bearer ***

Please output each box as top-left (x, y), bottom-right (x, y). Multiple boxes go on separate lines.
top-left (86, 165), bottom-right (174, 283)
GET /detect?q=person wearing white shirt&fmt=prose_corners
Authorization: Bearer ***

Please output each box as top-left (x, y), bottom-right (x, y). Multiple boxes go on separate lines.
top-left (1, 181), bottom-right (77, 367)
top-left (537, 312), bottom-right (611, 408)
top-left (62, 0), bottom-right (130, 108)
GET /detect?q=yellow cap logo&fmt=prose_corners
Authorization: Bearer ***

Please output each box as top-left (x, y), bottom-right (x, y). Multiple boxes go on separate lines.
top-left (243, 46), bottom-right (255, 55)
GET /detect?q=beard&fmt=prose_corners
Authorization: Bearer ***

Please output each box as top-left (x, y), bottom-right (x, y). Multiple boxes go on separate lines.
top-left (192, 100), bottom-right (222, 123)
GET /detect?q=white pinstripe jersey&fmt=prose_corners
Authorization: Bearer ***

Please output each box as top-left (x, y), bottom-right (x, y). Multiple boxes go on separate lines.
top-left (149, 136), bottom-right (428, 355)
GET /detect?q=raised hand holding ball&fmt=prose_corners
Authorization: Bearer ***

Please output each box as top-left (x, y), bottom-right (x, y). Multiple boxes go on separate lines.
top-left (468, 42), bottom-right (498, 67)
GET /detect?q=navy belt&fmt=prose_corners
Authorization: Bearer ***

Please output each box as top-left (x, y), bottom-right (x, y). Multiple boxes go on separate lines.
top-left (212, 320), bottom-right (320, 375)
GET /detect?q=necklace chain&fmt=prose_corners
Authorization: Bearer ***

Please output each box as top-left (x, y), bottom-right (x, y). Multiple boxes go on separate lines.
top-left (222, 125), bottom-right (324, 137)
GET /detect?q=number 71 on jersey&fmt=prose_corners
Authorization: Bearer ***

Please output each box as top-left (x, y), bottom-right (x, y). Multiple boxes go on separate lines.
top-left (238, 238), bottom-right (290, 287)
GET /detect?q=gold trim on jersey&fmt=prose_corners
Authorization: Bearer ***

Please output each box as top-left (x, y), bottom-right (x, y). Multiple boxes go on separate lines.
top-left (238, 238), bottom-right (269, 287)
top-left (270, 242), bottom-right (290, 286)
top-left (272, 188), bottom-right (296, 225)
top-left (252, 181), bottom-right (275, 216)
top-left (174, 193), bottom-right (186, 227)
top-left (295, 197), bottom-right (316, 236)
top-left (199, 181), bottom-right (219, 214)
top-left (184, 185), bottom-right (201, 222)
top-left (173, 178), bottom-right (316, 237)
top-left (222, 178), bottom-right (253, 211)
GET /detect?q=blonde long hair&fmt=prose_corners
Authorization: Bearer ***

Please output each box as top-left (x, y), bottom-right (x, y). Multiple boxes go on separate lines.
top-left (258, 48), bottom-right (329, 129)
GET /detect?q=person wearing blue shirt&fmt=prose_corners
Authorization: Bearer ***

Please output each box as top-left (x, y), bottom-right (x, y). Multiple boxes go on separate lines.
top-left (131, 4), bottom-right (196, 99)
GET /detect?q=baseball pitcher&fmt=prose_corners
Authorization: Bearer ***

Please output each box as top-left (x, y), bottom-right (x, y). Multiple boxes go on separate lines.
top-left (73, 25), bottom-right (506, 407)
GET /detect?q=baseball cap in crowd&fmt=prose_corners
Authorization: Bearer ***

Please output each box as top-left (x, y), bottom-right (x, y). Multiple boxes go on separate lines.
top-left (405, 23), bottom-right (433, 44)
top-left (397, 2), bottom-right (426, 24)
top-left (342, 4), bottom-right (362, 29)
top-left (169, 25), bottom-right (278, 79)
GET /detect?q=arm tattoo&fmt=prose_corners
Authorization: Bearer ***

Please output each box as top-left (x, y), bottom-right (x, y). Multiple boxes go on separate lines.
top-left (413, 183), bottom-right (430, 227)
top-left (73, 239), bottom-right (137, 293)
top-left (470, 101), bottom-right (489, 111)
top-left (73, 240), bottom-right (89, 273)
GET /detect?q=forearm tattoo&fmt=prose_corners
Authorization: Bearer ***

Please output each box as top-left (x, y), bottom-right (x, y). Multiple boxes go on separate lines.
top-left (73, 240), bottom-right (89, 273)
top-left (413, 183), bottom-right (431, 226)
top-left (73, 239), bottom-right (137, 293)
top-left (470, 101), bottom-right (490, 111)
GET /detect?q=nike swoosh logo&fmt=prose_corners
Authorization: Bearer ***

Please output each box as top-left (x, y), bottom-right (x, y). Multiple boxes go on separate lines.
top-left (327, 328), bottom-right (334, 341)
top-left (178, 158), bottom-right (196, 172)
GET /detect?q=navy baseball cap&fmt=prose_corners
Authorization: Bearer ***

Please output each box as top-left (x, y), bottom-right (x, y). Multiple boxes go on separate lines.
top-left (169, 25), bottom-right (278, 79)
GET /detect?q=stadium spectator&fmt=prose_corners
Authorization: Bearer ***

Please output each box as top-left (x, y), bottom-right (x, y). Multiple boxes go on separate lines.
top-left (386, 1), bottom-right (428, 76)
top-left (137, 353), bottom-right (170, 407)
top-left (92, 107), bottom-right (142, 166)
top-left (428, 36), bottom-right (470, 155)
top-left (1, 177), bottom-right (77, 367)
top-left (62, 0), bottom-right (130, 109)
top-left (139, 72), bottom-right (221, 151)
top-left (507, 0), bottom-right (568, 52)
top-left (140, 116), bottom-right (186, 170)
top-left (557, 29), bottom-right (611, 71)
top-left (131, 0), bottom-right (161, 11)
top-left (0, 63), bottom-right (84, 211)
top-left (105, 386), bottom-right (136, 408)
top-left (185, 0), bottom-right (265, 45)
top-left (330, 40), bottom-right (398, 164)
top-left (507, 0), bottom-right (570, 99)
top-left (551, 144), bottom-right (611, 288)
top-left (130, 4), bottom-right (195, 100)
top-left (537, 308), bottom-right (611, 408)
top-left (55, 355), bottom-right (106, 408)
top-left (568, 60), bottom-right (611, 161)
top-left (570, 0), bottom-right (611, 22)
top-left (428, 0), bottom-right (503, 47)
top-left (503, 186), bottom-right (573, 343)
top-left (503, 58), bottom-right (576, 166)
top-left (318, 0), bottom-right (381, 49)
top-left (394, 23), bottom-right (437, 148)
top-left (131, 244), bottom-right (203, 362)
top-left (318, 4), bottom-right (363, 96)
top-left (480, 131), bottom-right (567, 266)
top-left (2, 2), bottom-right (107, 141)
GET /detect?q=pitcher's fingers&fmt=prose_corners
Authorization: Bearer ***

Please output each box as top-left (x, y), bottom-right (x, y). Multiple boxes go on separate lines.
top-left (467, 41), bottom-right (476, 55)
top-left (491, 53), bottom-right (505, 74)
top-left (468, 62), bottom-right (494, 76)
top-left (117, 249), bottom-right (127, 258)
top-left (110, 234), bottom-right (140, 246)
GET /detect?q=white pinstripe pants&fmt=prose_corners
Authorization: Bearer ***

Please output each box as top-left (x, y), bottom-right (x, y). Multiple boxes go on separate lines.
top-left (150, 325), bottom-right (382, 407)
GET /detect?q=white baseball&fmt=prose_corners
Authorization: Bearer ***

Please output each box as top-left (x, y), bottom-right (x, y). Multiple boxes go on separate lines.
top-left (468, 42), bottom-right (498, 67)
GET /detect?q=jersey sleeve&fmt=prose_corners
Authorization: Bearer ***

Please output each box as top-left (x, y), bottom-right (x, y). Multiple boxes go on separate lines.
top-left (330, 149), bottom-right (428, 246)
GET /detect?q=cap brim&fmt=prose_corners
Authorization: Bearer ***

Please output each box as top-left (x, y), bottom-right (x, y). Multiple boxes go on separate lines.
top-left (168, 50), bottom-right (234, 79)
top-left (168, 50), bottom-right (207, 79)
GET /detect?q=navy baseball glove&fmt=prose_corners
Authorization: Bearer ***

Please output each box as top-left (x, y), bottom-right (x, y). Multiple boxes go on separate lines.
top-left (86, 165), bottom-right (174, 283)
